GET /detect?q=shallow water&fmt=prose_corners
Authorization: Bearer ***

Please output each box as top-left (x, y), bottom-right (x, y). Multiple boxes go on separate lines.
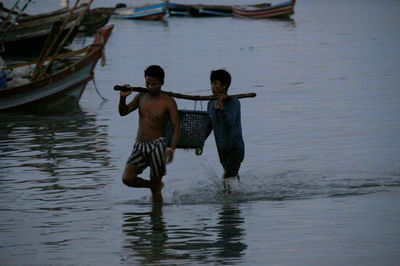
top-left (1, 0), bottom-right (400, 265)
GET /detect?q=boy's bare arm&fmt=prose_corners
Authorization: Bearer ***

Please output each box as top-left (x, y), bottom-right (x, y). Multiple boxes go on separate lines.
top-left (168, 99), bottom-right (181, 151)
top-left (164, 98), bottom-right (180, 163)
top-left (119, 92), bottom-right (140, 116)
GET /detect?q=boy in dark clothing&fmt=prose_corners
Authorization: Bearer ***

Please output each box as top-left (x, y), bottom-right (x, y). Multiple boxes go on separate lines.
top-left (205, 69), bottom-right (245, 184)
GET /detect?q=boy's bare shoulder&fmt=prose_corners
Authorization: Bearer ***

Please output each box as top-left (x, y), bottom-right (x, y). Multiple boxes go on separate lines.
top-left (136, 92), bottom-right (146, 99)
top-left (161, 92), bottom-right (176, 103)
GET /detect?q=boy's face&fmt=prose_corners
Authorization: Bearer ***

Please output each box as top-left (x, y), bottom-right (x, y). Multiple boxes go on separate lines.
top-left (211, 80), bottom-right (227, 96)
top-left (145, 76), bottom-right (163, 95)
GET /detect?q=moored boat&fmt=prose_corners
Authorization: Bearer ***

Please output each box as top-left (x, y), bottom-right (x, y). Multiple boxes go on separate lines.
top-left (167, 3), bottom-right (191, 16)
top-left (0, 4), bottom-right (87, 55)
top-left (0, 24), bottom-right (114, 112)
top-left (168, 3), bottom-right (232, 17)
top-left (79, 7), bottom-right (114, 34)
top-left (232, 0), bottom-right (295, 19)
top-left (113, 0), bottom-right (168, 20)
top-left (0, 3), bottom-right (29, 20)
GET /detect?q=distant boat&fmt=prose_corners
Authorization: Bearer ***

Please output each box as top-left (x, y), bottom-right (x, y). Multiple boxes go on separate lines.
top-left (0, 5), bottom-right (86, 55)
top-left (113, 0), bottom-right (168, 20)
top-left (232, 0), bottom-right (296, 19)
top-left (0, 24), bottom-right (114, 112)
top-left (168, 3), bottom-right (232, 17)
top-left (167, 3), bottom-right (190, 16)
top-left (79, 7), bottom-right (114, 35)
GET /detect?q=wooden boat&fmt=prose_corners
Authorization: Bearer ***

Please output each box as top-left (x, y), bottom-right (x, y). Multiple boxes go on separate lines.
top-left (167, 3), bottom-right (190, 16)
top-left (0, 3), bottom-right (29, 20)
top-left (194, 5), bottom-right (232, 17)
top-left (113, 0), bottom-right (168, 20)
top-left (79, 7), bottom-right (114, 34)
top-left (232, 0), bottom-right (295, 19)
top-left (0, 5), bottom-right (87, 54)
top-left (168, 3), bottom-right (232, 17)
top-left (0, 24), bottom-right (114, 112)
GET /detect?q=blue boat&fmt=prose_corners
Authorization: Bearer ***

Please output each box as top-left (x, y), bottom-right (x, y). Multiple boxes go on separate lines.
top-left (113, 0), bottom-right (168, 20)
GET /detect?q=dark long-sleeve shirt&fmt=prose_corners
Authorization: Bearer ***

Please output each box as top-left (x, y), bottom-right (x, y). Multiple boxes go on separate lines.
top-left (207, 98), bottom-right (244, 163)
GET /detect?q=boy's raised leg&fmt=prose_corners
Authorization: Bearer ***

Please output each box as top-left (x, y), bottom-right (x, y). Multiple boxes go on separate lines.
top-left (122, 163), bottom-right (152, 188)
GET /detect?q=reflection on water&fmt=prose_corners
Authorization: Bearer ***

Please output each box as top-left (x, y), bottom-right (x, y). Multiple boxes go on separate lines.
top-left (122, 203), bottom-right (246, 264)
top-left (0, 109), bottom-right (114, 209)
top-left (122, 205), bottom-right (168, 264)
top-left (0, 109), bottom-right (112, 177)
top-left (0, 109), bottom-right (116, 263)
top-left (215, 204), bottom-right (247, 259)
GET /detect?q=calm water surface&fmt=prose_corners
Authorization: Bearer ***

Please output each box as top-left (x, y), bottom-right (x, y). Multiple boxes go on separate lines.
top-left (1, 0), bottom-right (400, 265)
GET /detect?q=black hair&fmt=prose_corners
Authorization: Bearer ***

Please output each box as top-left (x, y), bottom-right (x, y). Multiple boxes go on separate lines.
top-left (210, 69), bottom-right (231, 91)
top-left (144, 65), bottom-right (165, 84)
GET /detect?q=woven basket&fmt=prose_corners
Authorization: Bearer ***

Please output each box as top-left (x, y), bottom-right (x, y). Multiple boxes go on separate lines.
top-left (165, 110), bottom-right (209, 149)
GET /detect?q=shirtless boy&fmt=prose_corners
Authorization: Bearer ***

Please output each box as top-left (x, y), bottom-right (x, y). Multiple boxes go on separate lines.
top-left (119, 65), bottom-right (181, 203)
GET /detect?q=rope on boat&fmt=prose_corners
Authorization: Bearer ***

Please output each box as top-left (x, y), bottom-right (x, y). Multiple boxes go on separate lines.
top-left (89, 36), bottom-right (106, 66)
top-left (90, 33), bottom-right (107, 101)
top-left (92, 77), bottom-right (108, 102)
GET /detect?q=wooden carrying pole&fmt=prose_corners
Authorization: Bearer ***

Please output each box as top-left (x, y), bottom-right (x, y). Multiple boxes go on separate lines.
top-left (114, 86), bottom-right (257, 100)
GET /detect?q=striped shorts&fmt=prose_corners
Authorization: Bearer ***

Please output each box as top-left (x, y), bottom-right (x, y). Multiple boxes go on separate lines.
top-left (127, 137), bottom-right (167, 177)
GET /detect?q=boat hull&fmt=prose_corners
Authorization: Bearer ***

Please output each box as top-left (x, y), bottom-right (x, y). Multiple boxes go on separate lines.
top-left (79, 8), bottom-right (113, 34)
top-left (233, 0), bottom-right (296, 19)
top-left (0, 64), bottom-right (94, 112)
top-left (0, 24), bottom-right (114, 112)
top-left (0, 6), bottom-right (86, 54)
top-left (113, 1), bottom-right (167, 20)
top-left (168, 3), bottom-right (232, 17)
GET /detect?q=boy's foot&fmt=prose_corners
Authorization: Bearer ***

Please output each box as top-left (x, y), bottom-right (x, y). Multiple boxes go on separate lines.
top-left (224, 175), bottom-right (240, 182)
top-left (223, 179), bottom-right (232, 194)
top-left (222, 175), bottom-right (239, 194)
